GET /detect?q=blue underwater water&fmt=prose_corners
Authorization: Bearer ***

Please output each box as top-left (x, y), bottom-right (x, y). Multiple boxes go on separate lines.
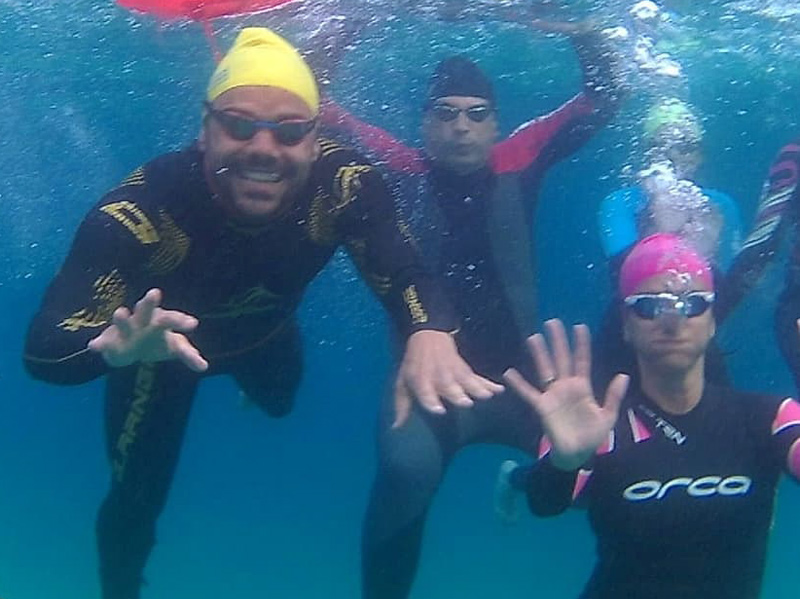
top-left (2, 1), bottom-right (800, 597)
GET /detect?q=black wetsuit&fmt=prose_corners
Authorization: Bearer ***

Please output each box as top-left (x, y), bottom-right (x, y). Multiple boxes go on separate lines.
top-left (322, 31), bottom-right (625, 599)
top-left (522, 384), bottom-right (800, 599)
top-left (23, 140), bottom-right (456, 599)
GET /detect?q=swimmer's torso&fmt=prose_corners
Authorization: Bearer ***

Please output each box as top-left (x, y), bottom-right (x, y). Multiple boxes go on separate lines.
top-left (25, 140), bottom-right (455, 382)
top-left (577, 386), bottom-right (793, 599)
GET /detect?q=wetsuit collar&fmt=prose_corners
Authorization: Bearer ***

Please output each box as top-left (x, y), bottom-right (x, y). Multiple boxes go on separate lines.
top-left (428, 158), bottom-right (494, 192)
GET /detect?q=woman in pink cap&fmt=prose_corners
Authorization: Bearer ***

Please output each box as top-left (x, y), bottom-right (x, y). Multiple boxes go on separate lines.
top-left (494, 233), bottom-right (800, 599)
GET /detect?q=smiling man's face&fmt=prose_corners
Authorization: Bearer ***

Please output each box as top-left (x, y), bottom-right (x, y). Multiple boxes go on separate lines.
top-left (201, 85), bottom-right (319, 224)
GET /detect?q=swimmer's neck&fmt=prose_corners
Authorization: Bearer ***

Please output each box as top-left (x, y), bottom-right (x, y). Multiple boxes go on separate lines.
top-left (638, 357), bottom-right (705, 415)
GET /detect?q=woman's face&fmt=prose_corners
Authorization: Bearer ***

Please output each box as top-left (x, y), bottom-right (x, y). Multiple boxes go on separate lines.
top-left (623, 271), bottom-right (715, 375)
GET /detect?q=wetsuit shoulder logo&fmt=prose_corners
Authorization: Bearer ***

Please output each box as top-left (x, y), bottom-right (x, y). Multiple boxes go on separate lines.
top-left (118, 167), bottom-right (146, 188)
top-left (100, 201), bottom-right (159, 245)
top-left (145, 210), bottom-right (191, 275)
top-left (623, 475), bottom-right (752, 501)
top-left (318, 138), bottom-right (341, 157)
top-left (58, 269), bottom-right (127, 332)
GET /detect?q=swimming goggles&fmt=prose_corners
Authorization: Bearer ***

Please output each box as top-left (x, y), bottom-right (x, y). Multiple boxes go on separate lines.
top-left (623, 291), bottom-right (715, 320)
top-left (429, 102), bottom-right (494, 123)
top-left (204, 102), bottom-right (316, 146)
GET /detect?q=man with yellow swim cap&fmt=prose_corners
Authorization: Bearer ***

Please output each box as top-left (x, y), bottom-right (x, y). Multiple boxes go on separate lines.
top-left (24, 27), bottom-right (500, 599)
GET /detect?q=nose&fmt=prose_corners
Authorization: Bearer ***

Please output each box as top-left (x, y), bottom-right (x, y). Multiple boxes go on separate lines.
top-left (451, 112), bottom-right (472, 132)
top-left (248, 128), bottom-right (282, 153)
top-left (656, 309), bottom-right (685, 333)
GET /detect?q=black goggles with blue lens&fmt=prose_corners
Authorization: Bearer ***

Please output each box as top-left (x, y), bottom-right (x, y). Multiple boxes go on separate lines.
top-left (429, 102), bottom-right (494, 123)
top-left (623, 291), bottom-right (715, 320)
top-left (204, 102), bottom-right (316, 146)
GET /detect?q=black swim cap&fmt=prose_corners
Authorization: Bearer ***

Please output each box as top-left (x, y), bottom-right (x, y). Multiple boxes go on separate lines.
top-left (425, 56), bottom-right (495, 107)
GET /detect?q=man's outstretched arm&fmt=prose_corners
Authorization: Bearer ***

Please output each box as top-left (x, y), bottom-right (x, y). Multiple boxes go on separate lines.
top-left (328, 148), bottom-right (504, 425)
top-left (24, 190), bottom-right (206, 384)
top-left (492, 22), bottom-right (626, 176)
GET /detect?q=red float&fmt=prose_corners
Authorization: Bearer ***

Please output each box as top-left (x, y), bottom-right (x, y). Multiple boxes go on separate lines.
top-left (117, 0), bottom-right (298, 21)
top-left (116, 0), bottom-right (300, 60)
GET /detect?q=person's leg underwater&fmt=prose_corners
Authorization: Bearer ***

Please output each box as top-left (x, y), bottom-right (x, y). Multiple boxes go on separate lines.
top-left (362, 383), bottom-right (540, 599)
top-left (96, 361), bottom-right (199, 599)
top-left (362, 389), bottom-right (454, 599)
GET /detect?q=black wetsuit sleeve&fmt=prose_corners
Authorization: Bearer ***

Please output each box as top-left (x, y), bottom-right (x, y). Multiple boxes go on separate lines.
top-left (717, 140), bottom-right (800, 322)
top-left (525, 457), bottom-right (579, 517)
top-left (23, 191), bottom-right (152, 385)
top-left (323, 147), bottom-right (459, 336)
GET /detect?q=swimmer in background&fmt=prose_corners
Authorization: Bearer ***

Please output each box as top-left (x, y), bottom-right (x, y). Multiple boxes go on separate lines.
top-left (495, 233), bottom-right (800, 599)
top-left (307, 11), bottom-right (627, 599)
top-left (593, 99), bottom-right (741, 389)
top-left (598, 98), bottom-right (742, 277)
top-left (717, 137), bottom-right (800, 392)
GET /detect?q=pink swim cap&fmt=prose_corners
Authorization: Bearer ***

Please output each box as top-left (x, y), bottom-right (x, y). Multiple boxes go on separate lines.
top-left (619, 233), bottom-right (714, 297)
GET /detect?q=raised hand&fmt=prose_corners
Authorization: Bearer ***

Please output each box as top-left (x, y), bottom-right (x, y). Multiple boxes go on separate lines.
top-left (87, 288), bottom-right (208, 372)
top-left (393, 330), bottom-right (505, 428)
top-left (504, 319), bottom-right (628, 470)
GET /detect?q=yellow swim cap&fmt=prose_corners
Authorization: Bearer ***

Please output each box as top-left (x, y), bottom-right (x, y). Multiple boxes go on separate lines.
top-left (207, 27), bottom-right (319, 115)
top-left (643, 98), bottom-right (703, 143)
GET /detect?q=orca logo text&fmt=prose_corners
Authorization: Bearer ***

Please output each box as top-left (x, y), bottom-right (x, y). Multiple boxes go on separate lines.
top-left (623, 475), bottom-right (752, 501)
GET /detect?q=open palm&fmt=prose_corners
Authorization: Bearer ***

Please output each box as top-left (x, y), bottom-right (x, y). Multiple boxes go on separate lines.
top-left (504, 319), bottom-right (629, 471)
top-left (87, 288), bottom-right (208, 372)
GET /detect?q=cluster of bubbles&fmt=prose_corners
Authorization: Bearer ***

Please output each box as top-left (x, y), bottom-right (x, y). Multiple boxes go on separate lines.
top-left (600, 1), bottom-right (721, 262)
top-left (5, 0), bottom-right (800, 285)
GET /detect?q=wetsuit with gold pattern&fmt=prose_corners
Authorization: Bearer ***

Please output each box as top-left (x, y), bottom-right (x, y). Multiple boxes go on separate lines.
top-left (22, 139), bottom-right (457, 599)
top-left (24, 140), bottom-right (456, 384)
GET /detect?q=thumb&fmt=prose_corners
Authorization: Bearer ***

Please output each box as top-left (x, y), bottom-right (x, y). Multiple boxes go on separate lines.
top-left (602, 373), bottom-right (629, 420)
top-left (392, 383), bottom-right (412, 429)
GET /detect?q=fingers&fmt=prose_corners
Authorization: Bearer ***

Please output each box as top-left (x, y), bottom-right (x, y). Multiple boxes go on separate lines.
top-left (395, 376), bottom-right (447, 422)
top-left (545, 319), bottom-right (572, 378)
top-left (528, 320), bottom-right (593, 386)
top-left (131, 289), bottom-right (199, 334)
top-left (87, 328), bottom-right (112, 353)
top-left (168, 333), bottom-right (209, 373)
top-left (392, 382), bottom-right (413, 429)
top-left (111, 306), bottom-right (133, 337)
top-left (573, 324), bottom-right (591, 379)
top-left (152, 310), bottom-right (200, 333)
top-left (528, 333), bottom-right (556, 387)
top-left (461, 373), bottom-right (505, 400)
top-left (503, 368), bottom-right (541, 409)
top-left (603, 374), bottom-right (630, 419)
top-left (435, 367), bottom-right (504, 408)
top-left (441, 385), bottom-right (474, 409)
top-left (130, 289), bottom-right (162, 329)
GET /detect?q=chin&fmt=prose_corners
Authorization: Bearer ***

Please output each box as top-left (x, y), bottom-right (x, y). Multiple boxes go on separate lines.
top-left (230, 197), bottom-right (288, 224)
top-left (448, 159), bottom-right (483, 174)
top-left (653, 353), bottom-right (701, 373)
